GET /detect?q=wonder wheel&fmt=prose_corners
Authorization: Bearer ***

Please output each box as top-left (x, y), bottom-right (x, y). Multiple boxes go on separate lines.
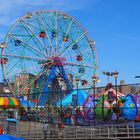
top-left (0, 10), bottom-right (98, 106)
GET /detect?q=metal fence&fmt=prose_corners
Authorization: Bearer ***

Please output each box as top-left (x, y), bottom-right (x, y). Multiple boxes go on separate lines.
top-left (2, 116), bottom-right (140, 139)
top-left (11, 122), bottom-right (140, 140)
top-left (1, 83), bottom-right (140, 139)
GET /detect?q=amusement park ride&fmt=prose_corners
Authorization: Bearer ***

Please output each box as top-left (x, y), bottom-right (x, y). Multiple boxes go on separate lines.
top-left (0, 10), bottom-right (98, 106)
top-left (1, 10), bottom-right (140, 123)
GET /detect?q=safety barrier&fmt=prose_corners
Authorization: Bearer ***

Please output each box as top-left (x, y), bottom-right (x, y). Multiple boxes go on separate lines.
top-left (1, 118), bottom-right (140, 139)
top-left (16, 122), bottom-right (140, 139)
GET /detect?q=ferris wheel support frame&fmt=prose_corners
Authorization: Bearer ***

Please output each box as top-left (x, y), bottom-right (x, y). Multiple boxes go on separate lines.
top-left (38, 65), bottom-right (72, 106)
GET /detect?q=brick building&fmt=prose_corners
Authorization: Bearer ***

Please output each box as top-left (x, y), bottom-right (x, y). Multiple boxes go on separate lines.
top-left (14, 73), bottom-right (36, 95)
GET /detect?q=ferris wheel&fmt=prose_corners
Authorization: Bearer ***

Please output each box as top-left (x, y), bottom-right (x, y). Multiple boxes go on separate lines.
top-left (0, 10), bottom-right (98, 106)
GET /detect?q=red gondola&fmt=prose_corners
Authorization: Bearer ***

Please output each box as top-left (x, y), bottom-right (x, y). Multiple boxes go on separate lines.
top-left (81, 80), bottom-right (88, 85)
top-left (39, 31), bottom-right (46, 38)
top-left (76, 55), bottom-right (83, 61)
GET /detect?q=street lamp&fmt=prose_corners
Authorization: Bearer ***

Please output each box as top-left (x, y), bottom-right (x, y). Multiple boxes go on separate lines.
top-left (92, 75), bottom-right (98, 125)
top-left (48, 83), bottom-right (51, 121)
top-left (36, 84), bottom-right (39, 111)
top-left (57, 74), bottom-right (63, 121)
top-left (102, 71), bottom-right (114, 83)
top-left (135, 76), bottom-right (140, 78)
top-left (35, 84), bottom-right (39, 122)
top-left (75, 78), bottom-right (80, 106)
top-left (75, 78), bottom-right (80, 126)
top-left (27, 87), bottom-right (30, 113)
top-left (112, 71), bottom-right (119, 123)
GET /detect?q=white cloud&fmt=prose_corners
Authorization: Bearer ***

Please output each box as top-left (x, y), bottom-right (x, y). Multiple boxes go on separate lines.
top-left (0, 0), bottom-right (101, 40)
top-left (0, 0), bottom-right (100, 15)
top-left (0, 0), bottom-right (88, 25)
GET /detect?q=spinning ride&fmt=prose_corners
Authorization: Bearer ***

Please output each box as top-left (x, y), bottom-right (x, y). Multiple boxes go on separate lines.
top-left (1, 10), bottom-right (98, 106)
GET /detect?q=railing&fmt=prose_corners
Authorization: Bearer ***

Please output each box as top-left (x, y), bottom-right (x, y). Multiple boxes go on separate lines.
top-left (1, 118), bottom-right (140, 139)
top-left (16, 122), bottom-right (140, 139)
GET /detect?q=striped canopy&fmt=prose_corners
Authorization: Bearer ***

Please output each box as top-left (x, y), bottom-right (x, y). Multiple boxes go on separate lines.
top-left (0, 97), bottom-right (19, 108)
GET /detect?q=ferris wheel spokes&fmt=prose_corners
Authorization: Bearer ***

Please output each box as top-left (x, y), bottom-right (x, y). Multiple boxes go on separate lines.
top-left (19, 63), bottom-right (53, 95)
top-left (56, 18), bottom-right (74, 56)
top-left (13, 61), bottom-right (51, 77)
top-left (4, 54), bottom-right (47, 62)
top-left (19, 21), bottom-right (46, 56)
top-left (35, 12), bottom-right (54, 57)
top-left (38, 13), bottom-right (58, 57)
top-left (20, 20), bottom-right (50, 57)
top-left (65, 66), bottom-right (81, 78)
top-left (51, 11), bottom-right (58, 57)
top-left (60, 31), bottom-right (87, 56)
top-left (65, 61), bottom-right (96, 69)
top-left (10, 35), bottom-right (48, 58)
top-left (64, 47), bottom-right (94, 59)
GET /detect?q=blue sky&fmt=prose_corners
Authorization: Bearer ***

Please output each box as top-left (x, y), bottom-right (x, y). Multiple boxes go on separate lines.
top-left (0, 0), bottom-right (140, 87)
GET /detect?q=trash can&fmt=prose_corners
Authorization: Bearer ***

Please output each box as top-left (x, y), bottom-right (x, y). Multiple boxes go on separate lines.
top-left (6, 118), bottom-right (18, 135)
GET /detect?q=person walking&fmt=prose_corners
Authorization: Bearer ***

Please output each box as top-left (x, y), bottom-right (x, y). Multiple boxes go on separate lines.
top-left (58, 121), bottom-right (64, 138)
top-left (42, 121), bottom-right (48, 139)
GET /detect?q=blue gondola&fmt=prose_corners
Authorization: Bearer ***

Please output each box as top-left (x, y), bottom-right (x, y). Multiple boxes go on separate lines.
top-left (72, 43), bottom-right (78, 50)
top-left (78, 67), bottom-right (85, 73)
top-left (14, 40), bottom-right (21, 46)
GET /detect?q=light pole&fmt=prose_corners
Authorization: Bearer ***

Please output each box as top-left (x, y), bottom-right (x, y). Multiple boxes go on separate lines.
top-left (60, 79), bottom-right (64, 121)
top-left (36, 84), bottom-right (39, 122)
top-left (36, 84), bottom-right (39, 112)
top-left (92, 75), bottom-right (98, 125)
top-left (135, 76), bottom-right (140, 78)
top-left (75, 78), bottom-right (80, 106)
top-left (27, 87), bottom-right (30, 113)
top-left (48, 83), bottom-right (51, 121)
top-left (102, 71), bottom-right (114, 85)
top-left (75, 78), bottom-right (80, 126)
top-left (112, 71), bottom-right (119, 123)
top-left (57, 74), bottom-right (63, 121)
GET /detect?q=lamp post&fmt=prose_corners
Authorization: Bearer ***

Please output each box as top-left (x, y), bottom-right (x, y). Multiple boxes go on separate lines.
top-left (92, 75), bottom-right (98, 125)
top-left (27, 87), bottom-right (30, 113)
top-left (135, 76), bottom-right (140, 78)
top-left (60, 85), bottom-right (62, 121)
top-left (48, 83), bottom-right (51, 121)
top-left (102, 71), bottom-right (114, 84)
top-left (75, 78), bottom-right (80, 106)
top-left (36, 84), bottom-right (39, 122)
top-left (60, 79), bottom-right (64, 121)
top-left (57, 74), bottom-right (63, 121)
top-left (112, 71), bottom-right (119, 123)
top-left (75, 78), bottom-right (80, 126)
top-left (36, 84), bottom-right (39, 112)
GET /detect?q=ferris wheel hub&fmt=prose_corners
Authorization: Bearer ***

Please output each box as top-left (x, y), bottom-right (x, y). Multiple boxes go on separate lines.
top-left (51, 56), bottom-right (66, 66)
